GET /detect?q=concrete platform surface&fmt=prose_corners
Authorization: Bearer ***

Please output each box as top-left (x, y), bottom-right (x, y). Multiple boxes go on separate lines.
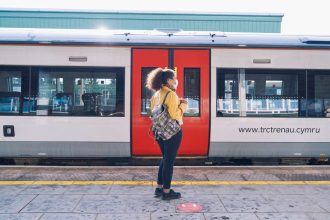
top-left (0, 166), bottom-right (329, 219)
top-left (0, 165), bottom-right (330, 181)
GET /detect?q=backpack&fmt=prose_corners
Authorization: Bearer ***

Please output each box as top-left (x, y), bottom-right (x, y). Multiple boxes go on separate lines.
top-left (150, 91), bottom-right (181, 140)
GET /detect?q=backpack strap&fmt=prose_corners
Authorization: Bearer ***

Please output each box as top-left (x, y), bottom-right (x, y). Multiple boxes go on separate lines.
top-left (162, 91), bottom-right (171, 105)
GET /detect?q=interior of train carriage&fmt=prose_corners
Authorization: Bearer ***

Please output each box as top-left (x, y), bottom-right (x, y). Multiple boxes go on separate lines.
top-left (0, 66), bottom-right (126, 117)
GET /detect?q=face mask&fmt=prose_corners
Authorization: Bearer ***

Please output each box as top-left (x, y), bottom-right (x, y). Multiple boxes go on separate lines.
top-left (173, 79), bottom-right (178, 90)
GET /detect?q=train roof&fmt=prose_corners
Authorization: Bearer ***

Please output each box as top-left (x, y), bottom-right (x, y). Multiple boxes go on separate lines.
top-left (1, 28), bottom-right (330, 49)
top-left (0, 8), bottom-right (284, 17)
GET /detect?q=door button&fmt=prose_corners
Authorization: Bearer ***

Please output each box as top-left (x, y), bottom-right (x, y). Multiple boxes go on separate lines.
top-left (3, 125), bottom-right (15, 137)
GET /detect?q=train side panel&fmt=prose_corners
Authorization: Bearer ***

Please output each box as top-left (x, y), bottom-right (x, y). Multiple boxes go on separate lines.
top-left (0, 45), bottom-right (131, 157)
top-left (210, 48), bottom-right (330, 158)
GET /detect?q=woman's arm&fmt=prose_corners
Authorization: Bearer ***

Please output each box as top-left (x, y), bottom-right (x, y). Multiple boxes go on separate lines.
top-left (165, 92), bottom-right (187, 120)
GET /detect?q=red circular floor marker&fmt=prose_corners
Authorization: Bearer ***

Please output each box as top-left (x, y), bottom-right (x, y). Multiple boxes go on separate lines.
top-left (176, 202), bottom-right (203, 213)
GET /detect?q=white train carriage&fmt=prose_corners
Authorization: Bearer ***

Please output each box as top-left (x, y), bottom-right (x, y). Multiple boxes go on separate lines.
top-left (0, 28), bottom-right (329, 164)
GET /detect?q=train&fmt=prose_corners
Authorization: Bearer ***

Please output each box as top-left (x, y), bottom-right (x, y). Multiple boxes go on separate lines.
top-left (0, 28), bottom-right (330, 165)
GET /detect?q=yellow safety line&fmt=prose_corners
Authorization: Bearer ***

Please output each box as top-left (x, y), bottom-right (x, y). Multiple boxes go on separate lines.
top-left (0, 180), bottom-right (329, 185)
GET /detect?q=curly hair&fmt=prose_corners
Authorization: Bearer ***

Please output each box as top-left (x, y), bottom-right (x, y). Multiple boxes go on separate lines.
top-left (145, 68), bottom-right (175, 91)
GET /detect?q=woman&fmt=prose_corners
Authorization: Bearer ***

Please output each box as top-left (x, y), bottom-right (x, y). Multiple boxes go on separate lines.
top-left (146, 68), bottom-right (187, 200)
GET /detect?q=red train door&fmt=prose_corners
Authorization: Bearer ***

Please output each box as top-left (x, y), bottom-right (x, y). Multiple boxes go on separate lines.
top-left (132, 49), bottom-right (209, 156)
top-left (174, 49), bottom-right (210, 155)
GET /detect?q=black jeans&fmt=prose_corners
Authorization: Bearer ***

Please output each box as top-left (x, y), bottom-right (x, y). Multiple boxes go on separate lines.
top-left (156, 130), bottom-right (182, 189)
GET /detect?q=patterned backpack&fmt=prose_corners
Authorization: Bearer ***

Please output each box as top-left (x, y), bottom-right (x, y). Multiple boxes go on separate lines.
top-left (150, 91), bottom-right (181, 140)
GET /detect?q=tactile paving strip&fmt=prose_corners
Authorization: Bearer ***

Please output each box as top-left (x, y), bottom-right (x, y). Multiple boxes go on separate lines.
top-left (0, 166), bottom-right (330, 181)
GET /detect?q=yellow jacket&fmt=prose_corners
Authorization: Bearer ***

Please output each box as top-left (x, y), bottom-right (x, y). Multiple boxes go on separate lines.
top-left (150, 86), bottom-right (188, 125)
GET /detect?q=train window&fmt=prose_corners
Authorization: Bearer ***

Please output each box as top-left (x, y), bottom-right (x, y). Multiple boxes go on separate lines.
top-left (38, 71), bottom-right (65, 115)
top-left (183, 68), bottom-right (200, 117)
top-left (306, 70), bottom-right (330, 117)
top-left (1, 66), bottom-right (125, 117)
top-left (34, 67), bottom-right (125, 117)
top-left (141, 67), bottom-right (156, 116)
top-left (0, 69), bottom-right (22, 115)
top-left (0, 67), bottom-right (35, 115)
top-left (216, 68), bottom-right (307, 117)
top-left (244, 69), bottom-right (306, 117)
top-left (216, 69), bottom-right (240, 117)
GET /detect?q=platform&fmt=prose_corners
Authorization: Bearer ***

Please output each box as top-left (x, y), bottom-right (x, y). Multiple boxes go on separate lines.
top-left (0, 166), bottom-right (329, 219)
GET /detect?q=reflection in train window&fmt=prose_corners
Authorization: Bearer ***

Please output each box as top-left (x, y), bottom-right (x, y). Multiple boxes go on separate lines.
top-left (38, 72), bottom-right (65, 115)
top-left (184, 68), bottom-right (200, 117)
top-left (245, 69), bottom-right (306, 117)
top-left (306, 70), bottom-right (330, 117)
top-left (35, 67), bottom-right (125, 117)
top-left (0, 66), bottom-right (125, 117)
top-left (216, 69), bottom-right (239, 117)
top-left (141, 67), bottom-right (156, 116)
top-left (216, 68), bottom-right (308, 117)
top-left (265, 80), bottom-right (283, 95)
top-left (0, 67), bottom-right (36, 115)
top-left (0, 70), bottom-right (22, 114)
top-left (245, 80), bottom-right (255, 97)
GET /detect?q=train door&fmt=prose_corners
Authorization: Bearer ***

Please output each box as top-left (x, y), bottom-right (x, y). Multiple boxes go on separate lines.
top-left (132, 49), bottom-right (209, 156)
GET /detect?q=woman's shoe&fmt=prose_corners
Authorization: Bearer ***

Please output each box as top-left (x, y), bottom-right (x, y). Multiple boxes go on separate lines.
top-left (154, 187), bottom-right (163, 197)
top-left (162, 189), bottom-right (181, 200)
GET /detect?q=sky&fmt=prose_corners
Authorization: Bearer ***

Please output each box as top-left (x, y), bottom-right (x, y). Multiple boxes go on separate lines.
top-left (1, 0), bottom-right (329, 35)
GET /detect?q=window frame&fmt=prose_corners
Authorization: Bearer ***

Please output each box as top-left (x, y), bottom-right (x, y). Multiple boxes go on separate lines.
top-left (183, 67), bottom-right (201, 117)
top-left (0, 65), bottom-right (125, 117)
top-left (215, 68), bottom-right (330, 118)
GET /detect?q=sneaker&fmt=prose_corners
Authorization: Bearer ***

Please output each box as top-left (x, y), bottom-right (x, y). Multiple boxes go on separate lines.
top-left (162, 189), bottom-right (181, 200)
top-left (154, 187), bottom-right (163, 197)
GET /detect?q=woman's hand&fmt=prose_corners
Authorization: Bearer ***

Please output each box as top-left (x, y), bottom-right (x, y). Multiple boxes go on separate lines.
top-left (180, 98), bottom-right (188, 104)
